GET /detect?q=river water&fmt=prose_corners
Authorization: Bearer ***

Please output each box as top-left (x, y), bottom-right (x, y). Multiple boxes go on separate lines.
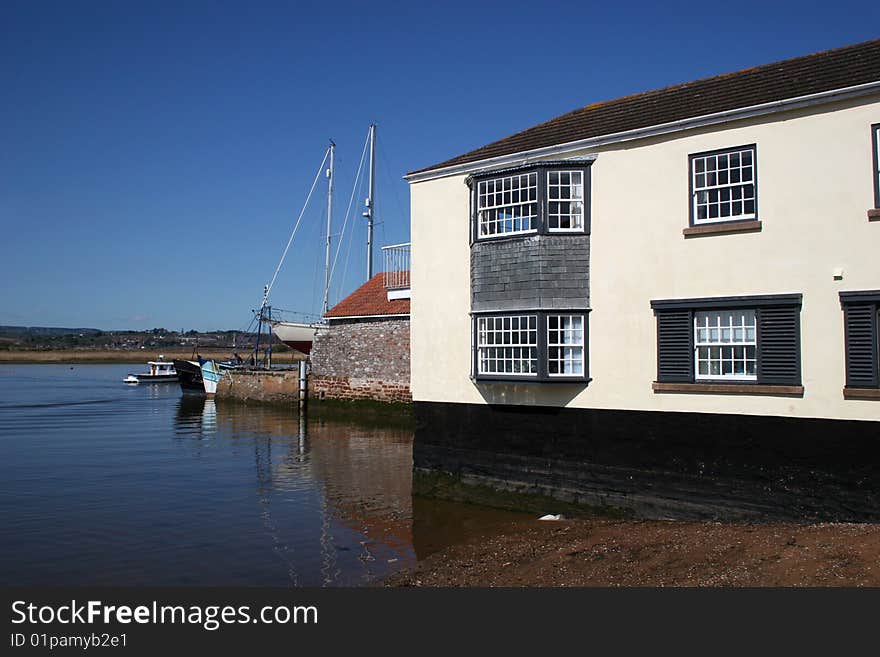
top-left (0, 364), bottom-right (522, 586)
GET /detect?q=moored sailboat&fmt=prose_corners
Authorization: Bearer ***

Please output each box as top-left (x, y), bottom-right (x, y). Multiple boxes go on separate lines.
top-left (270, 125), bottom-right (379, 354)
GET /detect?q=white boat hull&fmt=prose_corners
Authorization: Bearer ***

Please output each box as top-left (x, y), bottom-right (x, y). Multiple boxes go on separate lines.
top-left (200, 360), bottom-right (223, 397)
top-left (270, 321), bottom-right (319, 354)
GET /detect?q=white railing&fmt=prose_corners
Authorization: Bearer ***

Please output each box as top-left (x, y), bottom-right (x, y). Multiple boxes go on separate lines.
top-left (382, 242), bottom-right (410, 290)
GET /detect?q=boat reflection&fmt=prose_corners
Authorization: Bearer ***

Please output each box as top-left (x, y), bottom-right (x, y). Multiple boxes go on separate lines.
top-left (174, 395), bottom-right (217, 437)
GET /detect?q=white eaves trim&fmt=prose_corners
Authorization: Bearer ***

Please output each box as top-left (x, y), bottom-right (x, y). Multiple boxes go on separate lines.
top-left (404, 80), bottom-right (880, 184)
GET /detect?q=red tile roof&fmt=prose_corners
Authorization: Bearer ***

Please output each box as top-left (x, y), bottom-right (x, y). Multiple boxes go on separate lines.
top-left (325, 273), bottom-right (410, 319)
top-left (408, 38), bottom-right (880, 175)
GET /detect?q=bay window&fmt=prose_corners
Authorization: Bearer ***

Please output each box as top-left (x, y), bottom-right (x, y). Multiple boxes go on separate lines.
top-left (547, 314), bottom-right (585, 376)
top-left (476, 173), bottom-right (538, 237)
top-left (473, 311), bottom-right (589, 382)
top-left (470, 161), bottom-right (591, 241)
top-left (547, 171), bottom-right (584, 231)
top-left (476, 315), bottom-right (538, 376)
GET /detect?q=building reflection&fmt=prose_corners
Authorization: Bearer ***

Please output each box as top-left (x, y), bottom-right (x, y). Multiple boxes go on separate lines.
top-left (172, 397), bottom-right (414, 584)
top-left (171, 398), bottom-right (531, 582)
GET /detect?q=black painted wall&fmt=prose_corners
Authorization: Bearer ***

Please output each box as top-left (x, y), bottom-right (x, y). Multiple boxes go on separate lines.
top-left (414, 401), bottom-right (880, 522)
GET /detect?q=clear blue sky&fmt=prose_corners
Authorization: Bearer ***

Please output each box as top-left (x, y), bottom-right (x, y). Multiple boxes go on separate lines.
top-left (2, 1), bottom-right (878, 331)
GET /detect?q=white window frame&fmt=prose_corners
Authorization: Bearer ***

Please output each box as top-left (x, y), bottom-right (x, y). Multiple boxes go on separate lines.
top-left (476, 315), bottom-right (539, 377)
top-left (546, 170), bottom-right (584, 232)
top-left (476, 172), bottom-right (538, 238)
top-left (691, 146), bottom-right (756, 225)
top-left (547, 314), bottom-right (585, 377)
top-left (694, 310), bottom-right (757, 382)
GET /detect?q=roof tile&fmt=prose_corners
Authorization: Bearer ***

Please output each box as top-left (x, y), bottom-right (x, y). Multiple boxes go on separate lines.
top-left (325, 273), bottom-right (410, 318)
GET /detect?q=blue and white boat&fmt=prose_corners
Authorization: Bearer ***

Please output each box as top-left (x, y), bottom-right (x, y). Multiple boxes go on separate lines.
top-left (199, 360), bottom-right (223, 397)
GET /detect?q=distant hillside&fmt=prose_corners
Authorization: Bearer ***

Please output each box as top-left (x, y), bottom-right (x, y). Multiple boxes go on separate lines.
top-left (0, 326), bottom-right (102, 336)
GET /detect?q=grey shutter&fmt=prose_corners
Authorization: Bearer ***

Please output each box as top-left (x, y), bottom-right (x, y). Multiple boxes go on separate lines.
top-left (843, 302), bottom-right (879, 388)
top-left (757, 305), bottom-right (801, 385)
top-left (656, 310), bottom-right (692, 382)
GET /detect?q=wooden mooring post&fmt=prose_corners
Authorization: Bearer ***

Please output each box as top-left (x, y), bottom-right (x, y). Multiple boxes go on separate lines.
top-left (298, 359), bottom-right (308, 410)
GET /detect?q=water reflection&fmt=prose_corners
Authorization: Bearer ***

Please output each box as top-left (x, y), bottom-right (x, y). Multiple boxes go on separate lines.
top-left (175, 395), bottom-right (218, 437)
top-left (0, 365), bottom-right (531, 586)
top-left (173, 397), bottom-right (415, 585)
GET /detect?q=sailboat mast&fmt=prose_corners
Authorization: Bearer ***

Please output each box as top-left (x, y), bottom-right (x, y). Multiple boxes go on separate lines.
top-left (323, 141), bottom-right (335, 317)
top-left (365, 124), bottom-right (376, 279)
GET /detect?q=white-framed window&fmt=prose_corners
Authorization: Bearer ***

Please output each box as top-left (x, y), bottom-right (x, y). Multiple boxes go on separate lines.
top-left (694, 309), bottom-right (757, 381)
top-left (547, 171), bottom-right (584, 231)
top-left (691, 146), bottom-right (756, 224)
top-left (476, 315), bottom-right (538, 376)
top-left (476, 172), bottom-right (538, 237)
top-left (547, 314), bottom-right (585, 376)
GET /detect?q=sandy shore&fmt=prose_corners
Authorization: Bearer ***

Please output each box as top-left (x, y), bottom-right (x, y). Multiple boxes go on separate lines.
top-left (388, 517), bottom-right (880, 587)
top-left (0, 349), bottom-right (268, 364)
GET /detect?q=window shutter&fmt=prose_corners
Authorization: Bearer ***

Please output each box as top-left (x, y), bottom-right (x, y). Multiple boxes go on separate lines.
top-left (843, 302), bottom-right (879, 388)
top-left (757, 305), bottom-right (801, 385)
top-left (656, 310), bottom-right (692, 382)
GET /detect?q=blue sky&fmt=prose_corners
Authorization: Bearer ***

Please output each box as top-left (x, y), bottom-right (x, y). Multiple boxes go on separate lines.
top-left (2, 1), bottom-right (878, 331)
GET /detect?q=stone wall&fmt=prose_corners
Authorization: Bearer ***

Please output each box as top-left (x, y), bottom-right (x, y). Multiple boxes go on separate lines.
top-left (216, 368), bottom-right (301, 404)
top-left (309, 317), bottom-right (411, 403)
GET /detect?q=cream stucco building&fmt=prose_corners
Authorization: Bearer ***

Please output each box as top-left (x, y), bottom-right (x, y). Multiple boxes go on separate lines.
top-left (405, 39), bottom-right (880, 521)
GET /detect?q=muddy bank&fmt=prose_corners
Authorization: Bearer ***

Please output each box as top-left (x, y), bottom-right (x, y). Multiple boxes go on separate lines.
top-left (389, 517), bottom-right (880, 587)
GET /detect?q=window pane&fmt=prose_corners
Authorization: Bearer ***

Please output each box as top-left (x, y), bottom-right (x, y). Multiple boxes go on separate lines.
top-left (694, 309), bottom-right (757, 381)
top-left (547, 170), bottom-right (584, 231)
top-left (547, 314), bottom-right (585, 376)
top-left (477, 173), bottom-right (538, 237)
top-left (691, 147), bottom-right (757, 224)
top-left (477, 315), bottom-right (538, 376)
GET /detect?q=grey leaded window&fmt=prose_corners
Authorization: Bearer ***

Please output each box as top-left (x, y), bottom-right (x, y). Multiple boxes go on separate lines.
top-left (689, 145), bottom-right (757, 225)
top-left (547, 314), bottom-right (585, 376)
top-left (476, 315), bottom-right (538, 376)
top-left (546, 171), bottom-right (585, 231)
top-left (476, 173), bottom-right (538, 237)
top-left (473, 311), bottom-right (589, 382)
top-left (469, 161), bottom-right (591, 242)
